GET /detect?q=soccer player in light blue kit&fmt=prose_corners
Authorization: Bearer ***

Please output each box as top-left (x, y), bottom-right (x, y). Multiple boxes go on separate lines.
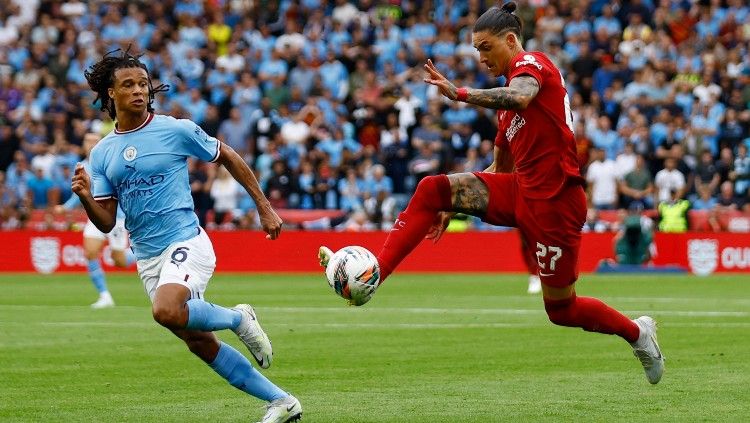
top-left (72, 50), bottom-right (301, 423)
top-left (56, 132), bottom-right (136, 308)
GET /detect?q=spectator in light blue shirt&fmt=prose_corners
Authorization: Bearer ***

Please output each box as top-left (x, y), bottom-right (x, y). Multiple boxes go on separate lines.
top-left (27, 166), bottom-right (55, 209)
top-left (563, 7), bottom-right (591, 41)
top-left (588, 116), bottom-right (623, 161)
top-left (593, 5), bottom-right (621, 37)
top-left (319, 52), bottom-right (349, 101)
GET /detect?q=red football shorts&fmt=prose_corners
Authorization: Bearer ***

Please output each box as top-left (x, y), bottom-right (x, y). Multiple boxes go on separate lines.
top-left (473, 172), bottom-right (587, 288)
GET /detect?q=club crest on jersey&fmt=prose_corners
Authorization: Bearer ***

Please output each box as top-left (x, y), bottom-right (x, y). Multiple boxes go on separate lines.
top-left (123, 146), bottom-right (137, 162)
top-left (516, 54), bottom-right (542, 70)
top-left (505, 114), bottom-right (526, 143)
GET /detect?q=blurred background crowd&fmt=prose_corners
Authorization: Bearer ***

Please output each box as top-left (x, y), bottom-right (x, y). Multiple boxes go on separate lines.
top-left (1, 0), bottom-right (749, 233)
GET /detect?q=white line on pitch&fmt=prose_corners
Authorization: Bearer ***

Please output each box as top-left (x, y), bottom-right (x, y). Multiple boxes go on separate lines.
top-left (6, 321), bottom-right (749, 329)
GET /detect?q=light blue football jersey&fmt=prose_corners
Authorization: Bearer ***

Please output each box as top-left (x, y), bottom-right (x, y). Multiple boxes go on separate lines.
top-left (89, 114), bottom-right (220, 259)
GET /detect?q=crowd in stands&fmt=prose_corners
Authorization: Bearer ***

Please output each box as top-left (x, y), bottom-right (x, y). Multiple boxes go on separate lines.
top-left (1, 0), bottom-right (749, 233)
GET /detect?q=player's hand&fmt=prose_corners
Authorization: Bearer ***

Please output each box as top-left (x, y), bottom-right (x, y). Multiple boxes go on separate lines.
top-left (71, 163), bottom-right (91, 198)
top-left (258, 206), bottom-right (282, 240)
top-left (423, 59), bottom-right (458, 100)
top-left (425, 211), bottom-right (454, 244)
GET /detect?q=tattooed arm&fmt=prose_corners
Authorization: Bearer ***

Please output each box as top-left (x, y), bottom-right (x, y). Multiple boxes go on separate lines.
top-left (423, 59), bottom-right (540, 110)
top-left (464, 76), bottom-right (540, 110)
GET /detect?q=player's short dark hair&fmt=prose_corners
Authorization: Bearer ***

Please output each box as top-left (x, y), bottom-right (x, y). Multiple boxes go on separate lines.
top-left (84, 48), bottom-right (168, 120)
top-left (473, 1), bottom-right (523, 38)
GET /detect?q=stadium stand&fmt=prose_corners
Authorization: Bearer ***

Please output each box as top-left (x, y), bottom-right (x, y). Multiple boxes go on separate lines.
top-left (1, 0), bottom-right (748, 232)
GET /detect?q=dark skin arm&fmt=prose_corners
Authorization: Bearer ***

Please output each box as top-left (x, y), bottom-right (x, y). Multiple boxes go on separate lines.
top-left (71, 163), bottom-right (117, 233)
top-left (423, 59), bottom-right (540, 110)
top-left (214, 142), bottom-right (282, 240)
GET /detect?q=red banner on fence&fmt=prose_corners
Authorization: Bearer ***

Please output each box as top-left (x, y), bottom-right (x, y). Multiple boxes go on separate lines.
top-left (1, 230), bottom-right (748, 274)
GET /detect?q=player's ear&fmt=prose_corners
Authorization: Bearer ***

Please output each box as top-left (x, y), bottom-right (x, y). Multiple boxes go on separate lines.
top-left (505, 32), bottom-right (517, 48)
top-left (108, 87), bottom-right (115, 100)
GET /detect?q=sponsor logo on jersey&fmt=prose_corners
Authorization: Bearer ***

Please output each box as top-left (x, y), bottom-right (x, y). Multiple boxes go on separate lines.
top-left (123, 146), bottom-right (137, 161)
top-left (505, 114), bottom-right (526, 143)
top-left (687, 238), bottom-right (718, 276)
top-left (515, 54), bottom-right (543, 70)
top-left (31, 237), bottom-right (60, 274)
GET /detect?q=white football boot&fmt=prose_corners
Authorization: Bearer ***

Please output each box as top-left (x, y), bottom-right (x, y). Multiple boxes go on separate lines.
top-left (318, 246), bottom-right (333, 269)
top-left (257, 395), bottom-right (302, 423)
top-left (527, 274), bottom-right (542, 294)
top-left (233, 304), bottom-right (273, 369)
top-left (91, 292), bottom-right (115, 309)
top-left (630, 316), bottom-right (665, 384)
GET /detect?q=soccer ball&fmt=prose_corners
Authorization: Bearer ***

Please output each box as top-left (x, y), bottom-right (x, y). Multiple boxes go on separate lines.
top-left (325, 246), bottom-right (381, 306)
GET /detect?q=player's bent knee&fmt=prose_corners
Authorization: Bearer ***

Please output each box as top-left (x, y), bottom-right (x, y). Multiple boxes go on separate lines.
top-left (152, 304), bottom-right (187, 329)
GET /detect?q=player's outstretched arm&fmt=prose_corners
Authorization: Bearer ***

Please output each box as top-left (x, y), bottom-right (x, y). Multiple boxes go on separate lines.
top-left (215, 142), bottom-right (282, 240)
top-left (461, 76), bottom-right (540, 110)
top-left (423, 59), bottom-right (539, 110)
top-left (71, 163), bottom-right (117, 232)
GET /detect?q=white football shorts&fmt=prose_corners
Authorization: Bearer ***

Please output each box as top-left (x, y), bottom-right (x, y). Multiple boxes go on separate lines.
top-left (83, 219), bottom-right (129, 251)
top-left (136, 228), bottom-right (216, 302)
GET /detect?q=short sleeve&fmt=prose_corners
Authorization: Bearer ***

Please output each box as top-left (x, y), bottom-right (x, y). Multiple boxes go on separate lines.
top-left (89, 150), bottom-right (117, 200)
top-left (507, 53), bottom-right (545, 89)
top-left (177, 119), bottom-right (221, 162)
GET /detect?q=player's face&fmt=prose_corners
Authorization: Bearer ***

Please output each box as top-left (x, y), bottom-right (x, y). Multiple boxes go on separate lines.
top-left (109, 67), bottom-right (149, 116)
top-left (472, 30), bottom-right (514, 77)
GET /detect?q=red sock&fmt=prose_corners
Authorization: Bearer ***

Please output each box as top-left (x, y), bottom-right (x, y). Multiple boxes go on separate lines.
top-left (376, 175), bottom-right (452, 282)
top-left (544, 295), bottom-right (640, 343)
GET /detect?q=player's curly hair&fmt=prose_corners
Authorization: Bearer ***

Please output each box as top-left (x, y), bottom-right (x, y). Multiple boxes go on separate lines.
top-left (473, 1), bottom-right (523, 37)
top-left (84, 47), bottom-right (169, 120)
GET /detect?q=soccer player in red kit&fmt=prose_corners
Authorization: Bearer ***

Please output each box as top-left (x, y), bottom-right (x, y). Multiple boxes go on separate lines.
top-left (320, 2), bottom-right (664, 384)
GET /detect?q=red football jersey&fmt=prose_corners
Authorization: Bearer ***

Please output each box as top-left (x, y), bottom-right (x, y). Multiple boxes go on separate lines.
top-left (494, 51), bottom-right (584, 199)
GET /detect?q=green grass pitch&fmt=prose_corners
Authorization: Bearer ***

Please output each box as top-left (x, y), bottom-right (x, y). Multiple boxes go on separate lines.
top-left (1, 272), bottom-right (749, 422)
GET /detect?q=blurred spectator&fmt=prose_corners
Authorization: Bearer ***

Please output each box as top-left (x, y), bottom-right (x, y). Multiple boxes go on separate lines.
top-left (210, 166), bottom-right (241, 226)
top-left (733, 144), bottom-right (750, 197)
top-left (654, 158), bottom-right (686, 204)
top-left (692, 185), bottom-right (718, 211)
top-left (586, 148), bottom-right (618, 210)
top-left (619, 154), bottom-right (654, 209)
top-left (27, 165), bottom-right (56, 209)
top-left (614, 208), bottom-right (654, 265)
top-left (716, 180), bottom-right (745, 211)
top-left (694, 149), bottom-right (721, 198)
top-left (581, 208), bottom-right (611, 233)
top-left (265, 159), bottom-right (294, 209)
top-left (657, 190), bottom-right (690, 233)
top-left (337, 167), bottom-right (365, 212)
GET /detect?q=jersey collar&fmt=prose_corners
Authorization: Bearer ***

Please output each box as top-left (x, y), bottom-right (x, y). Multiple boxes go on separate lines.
top-left (114, 113), bottom-right (154, 134)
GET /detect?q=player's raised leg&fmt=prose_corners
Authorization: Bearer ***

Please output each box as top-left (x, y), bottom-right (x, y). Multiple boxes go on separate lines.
top-left (151, 283), bottom-right (273, 369)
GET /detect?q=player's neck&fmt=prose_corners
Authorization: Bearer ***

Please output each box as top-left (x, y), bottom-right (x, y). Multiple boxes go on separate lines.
top-left (116, 110), bottom-right (151, 132)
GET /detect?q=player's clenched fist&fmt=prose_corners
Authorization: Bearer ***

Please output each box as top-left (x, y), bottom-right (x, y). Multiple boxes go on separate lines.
top-left (258, 206), bottom-right (283, 240)
top-left (71, 163), bottom-right (91, 198)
